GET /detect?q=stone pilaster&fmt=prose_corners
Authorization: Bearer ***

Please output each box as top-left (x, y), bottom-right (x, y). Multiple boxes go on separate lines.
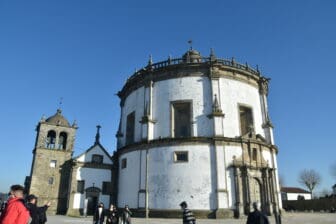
top-left (234, 167), bottom-right (244, 217)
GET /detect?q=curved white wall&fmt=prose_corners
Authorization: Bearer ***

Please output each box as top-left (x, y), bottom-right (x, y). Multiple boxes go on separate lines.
top-left (119, 76), bottom-right (266, 148)
top-left (118, 145), bottom-right (217, 209)
top-left (117, 70), bottom-right (276, 211)
top-left (221, 78), bottom-right (263, 138)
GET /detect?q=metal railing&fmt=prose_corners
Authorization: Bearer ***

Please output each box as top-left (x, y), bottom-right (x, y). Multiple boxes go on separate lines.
top-left (128, 56), bottom-right (260, 83)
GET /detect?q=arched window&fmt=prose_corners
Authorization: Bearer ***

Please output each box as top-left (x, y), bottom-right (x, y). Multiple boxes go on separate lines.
top-left (46, 130), bottom-right (56, 149)
top-left (58, 132), bottom-right (67, 150)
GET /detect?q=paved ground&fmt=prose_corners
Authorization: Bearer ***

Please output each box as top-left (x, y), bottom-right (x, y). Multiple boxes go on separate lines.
top-left (47, 212), bottom-right (336, 224)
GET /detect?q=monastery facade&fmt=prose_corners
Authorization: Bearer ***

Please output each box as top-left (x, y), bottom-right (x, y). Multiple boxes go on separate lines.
top-left (27, 48), bottom-right (281, 218)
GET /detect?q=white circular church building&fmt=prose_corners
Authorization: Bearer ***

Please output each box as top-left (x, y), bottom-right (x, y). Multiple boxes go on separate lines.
top-left (115, 48), bottom-right (281, 218)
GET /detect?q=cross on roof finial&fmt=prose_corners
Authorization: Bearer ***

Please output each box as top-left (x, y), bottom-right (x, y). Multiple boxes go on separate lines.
top-left (58, 97), bottom-right (63, 110)
top-left (188, 40), bottom-right (193, 50)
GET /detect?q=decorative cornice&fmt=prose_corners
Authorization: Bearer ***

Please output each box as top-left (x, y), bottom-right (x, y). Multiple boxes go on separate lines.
top-left (117, 59), bottom-right (267, 104)
top-left (117, 136), bottom-right (278, 156)
top-left (139, 115), bottom-right (156, 124)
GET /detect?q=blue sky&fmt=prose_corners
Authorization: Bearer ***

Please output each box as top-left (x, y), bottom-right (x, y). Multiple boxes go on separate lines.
top-left (0, 0), bottom-right (335, 195)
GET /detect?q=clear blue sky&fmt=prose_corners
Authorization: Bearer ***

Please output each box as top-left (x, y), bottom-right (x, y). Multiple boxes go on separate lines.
top-left (0, 0), bottom-right (335, 195)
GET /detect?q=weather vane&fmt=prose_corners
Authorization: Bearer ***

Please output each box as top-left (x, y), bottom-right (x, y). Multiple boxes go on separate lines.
top-left (59, 97), bottom-right (63, 109)
top-left (188, 40), bottom-right (193, 50)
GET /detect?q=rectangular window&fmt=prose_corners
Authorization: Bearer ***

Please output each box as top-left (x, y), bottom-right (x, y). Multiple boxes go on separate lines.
top-left (49, 160), bottom-right (57, 168)
top-left (48, 177), bottom-right (54, 185)
top-left (92, 154), bottom-right (103, 164)
top-left (102, 182), bottom-right (112, 195)
top-left (252, 148), bottom-right (257, 161)
top-left (121, 158), bottom-right (127, 169)
top-left (172, 102), bottom-right (191, 138)
top-left (174, 151), bottom-right (188, 163)
top-left (239, 105), bottom-right (254, 135)
top-left (77, 180), bottom-right (85, 194)
top-left (126, 112), bottom-right (135, 144)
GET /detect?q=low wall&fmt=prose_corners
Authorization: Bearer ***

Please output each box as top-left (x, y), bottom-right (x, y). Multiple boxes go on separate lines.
top-left (282, 198), bottom-right (336, 212)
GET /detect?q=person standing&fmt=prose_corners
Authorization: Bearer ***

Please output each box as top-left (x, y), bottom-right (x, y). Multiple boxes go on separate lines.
top-left (106, 204), bottom-right (118, 224)
top-left (246, 202), bottom-right (269, 224)
top-left (26, 194), bottom-right (50, 224)
top-left (179, 201), bottom-right (196, 224)
top-left (121, 205), bottom-right (132, 224)
top-left (93, 202), bottom-right (105, 224)
top-left (0, 185), bottom-right (30, 224)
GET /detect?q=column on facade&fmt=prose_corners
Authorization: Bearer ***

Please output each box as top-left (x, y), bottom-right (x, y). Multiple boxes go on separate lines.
top-left (137, 149), bottom-right (147, 209)
top-left (208, 67), bottom-right (229, 213)
top-left (67, 163), bottom-right (79, 216)
top-left (270, 148), bottom-right (282, 210)
top-left (214, 143), bottom-right (229, 210)
top-left (240, 166), bottom-right (252, 213)
top-left (209, 71), bottom-right (224, 136)
top-left (140, 80), bottom-right (155, 141)
top-left (116, 105), bottom-right (124, 149)
top-left (259, 78), bottom-right (274, 144)
top-left (269, 168), bottom-right (280, 213)
top-left (234, 166), bottom-right (244, 217)
top-left (262, 168), bottom-right (272, 215)
top-left (111, 153), bottom-right (119, 206)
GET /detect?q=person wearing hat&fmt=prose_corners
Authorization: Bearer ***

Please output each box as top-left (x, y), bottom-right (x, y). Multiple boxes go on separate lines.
top-left (26, 194), bottom-right (50, 224)
top-left (179, 201), bottom-right (196, 224)
top-left (0, 184), bottom-right (30, 224)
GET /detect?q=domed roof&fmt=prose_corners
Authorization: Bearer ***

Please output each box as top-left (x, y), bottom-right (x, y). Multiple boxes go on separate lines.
top-left (45, 109), bottom-right (70, 127)
top-left (182, 49), bottom-right (202, 62)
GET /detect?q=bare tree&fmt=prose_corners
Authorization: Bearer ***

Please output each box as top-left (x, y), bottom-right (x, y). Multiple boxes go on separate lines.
top-left (298, 169), bottom-right (321, 195)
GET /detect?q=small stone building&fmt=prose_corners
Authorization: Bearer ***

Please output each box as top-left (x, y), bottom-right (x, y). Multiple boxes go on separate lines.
top-left (26, 110), bottom-right (113, 214)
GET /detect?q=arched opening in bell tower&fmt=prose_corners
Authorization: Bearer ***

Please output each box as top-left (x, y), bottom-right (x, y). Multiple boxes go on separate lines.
top-left (58, 132), bottom-right (67, 150)
top-left (46, 130), bottom-right (56, 149)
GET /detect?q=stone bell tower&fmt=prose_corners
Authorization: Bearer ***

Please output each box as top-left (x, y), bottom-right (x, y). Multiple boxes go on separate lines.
top-left (28, 109), bottom-right (77, 214)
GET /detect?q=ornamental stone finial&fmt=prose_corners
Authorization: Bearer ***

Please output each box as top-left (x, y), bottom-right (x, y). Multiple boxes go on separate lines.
top-left (40, 114), bottom-right (46, 122)
top-left (210, 48), bottom-right (216, 61)
top-left (148, 54), bottom-right (153, 66)
top-left (212, 94), bottom-right (223, 113)
top-left (259, 77), bottom-right (269, 96)
top-left (95, 125), bottom-right (101, 144)
top-left (231, 57), bottom-right (236, 65)
top-left (256, 64), bottom-right (260, 74)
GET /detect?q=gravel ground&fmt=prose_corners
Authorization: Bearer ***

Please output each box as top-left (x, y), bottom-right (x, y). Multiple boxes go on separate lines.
top-left (46, 212), bottom-right (336, 224)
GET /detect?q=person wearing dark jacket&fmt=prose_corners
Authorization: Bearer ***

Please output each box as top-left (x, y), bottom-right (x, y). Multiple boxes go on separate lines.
top-left (121, 205), bottom-right (132, 224)
top-left (246, 202), bottom-right (269, 224)
top-left (26, 194), bottom-right (50, 224)
top-left (106, 204), bottom-right (118, 224)
top-left (179, 201), bottom-right (196, 224)
top-left (93, 202), bottom-right (105, 224)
